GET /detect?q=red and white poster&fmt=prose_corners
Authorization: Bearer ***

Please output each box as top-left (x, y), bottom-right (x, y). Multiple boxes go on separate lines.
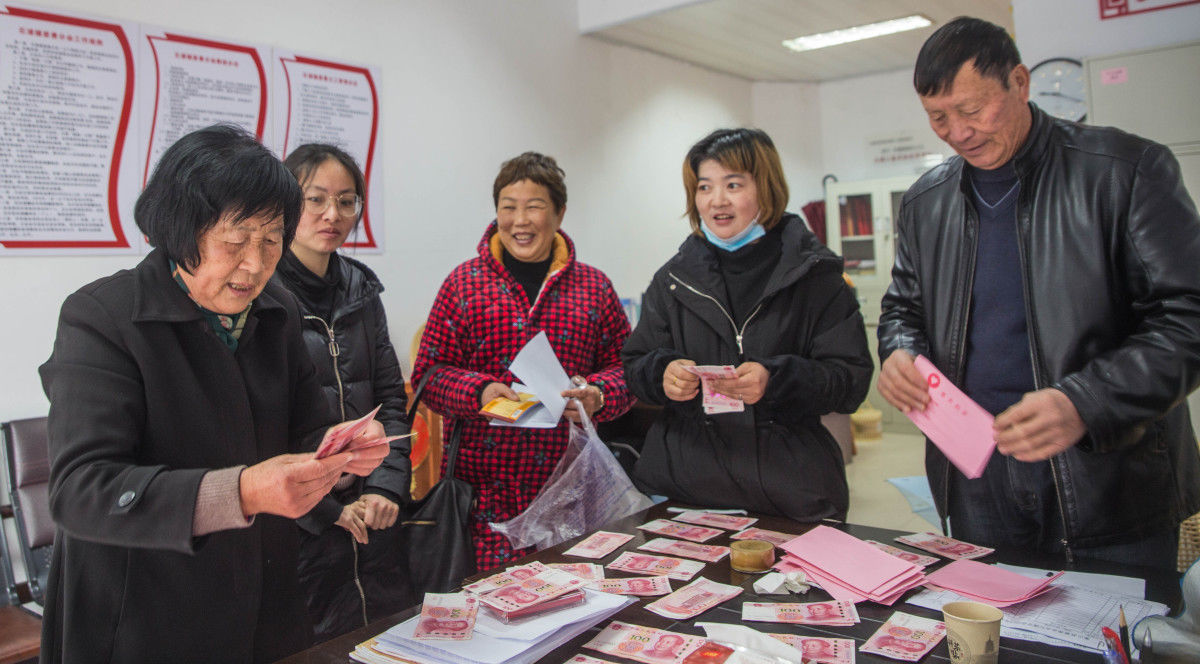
top-left (1099, 0), bottom-right (1200, 19)
top-left (139, 28), bottom-right (270, 185)
top-left (274, 51), bottom-right (382, 252)
top-left (0, 4), bottom-right (140, 254)
top-left (0, 3), bottom-right (389, 255)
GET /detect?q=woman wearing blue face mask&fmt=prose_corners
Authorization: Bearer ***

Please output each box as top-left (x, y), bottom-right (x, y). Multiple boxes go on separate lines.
top-left (622, 128), bottom-right (872, 521)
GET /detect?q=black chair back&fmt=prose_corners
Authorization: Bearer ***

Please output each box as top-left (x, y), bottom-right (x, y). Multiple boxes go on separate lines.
top-left (1, 417), bottom-right (52, 607)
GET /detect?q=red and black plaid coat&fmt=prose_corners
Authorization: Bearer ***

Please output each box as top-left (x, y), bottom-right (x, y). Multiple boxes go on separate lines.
top-left (412, 222), bottom-right (633, 570)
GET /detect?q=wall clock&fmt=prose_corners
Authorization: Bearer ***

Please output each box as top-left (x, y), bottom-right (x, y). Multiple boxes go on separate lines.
top-left (1029, 58), bottom-right (1087, 122)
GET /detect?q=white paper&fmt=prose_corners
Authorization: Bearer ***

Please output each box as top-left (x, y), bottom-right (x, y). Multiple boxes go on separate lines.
top-left (752, 572), bottom-right (790, 595)
top-left (472, 588), bottom-right (618, 642)
top-left (696, 622), bottom-right (806, 663)
top-left (906, 580), bottom-right (1168, 653)
top-left (505, 331), bottom-right (573, 425)
top-left (995, 563), bottom-right (1145, 599)
top-left (375, 589), bottom-right (632, 664)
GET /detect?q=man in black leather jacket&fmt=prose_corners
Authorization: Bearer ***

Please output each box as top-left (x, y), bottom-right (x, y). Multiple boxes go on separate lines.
top-left (877, 17), bottom-right (1200, 570)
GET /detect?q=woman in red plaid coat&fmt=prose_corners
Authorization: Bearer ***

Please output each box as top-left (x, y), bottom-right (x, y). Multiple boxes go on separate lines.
top-left (411, 152), bottom-right (633, 570)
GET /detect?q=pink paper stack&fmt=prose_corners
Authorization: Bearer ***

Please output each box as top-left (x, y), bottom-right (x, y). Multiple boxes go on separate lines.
top-left (924, 559), bottom-right (1063, 607)
top-left (777, 525), bottom-right (927, 605)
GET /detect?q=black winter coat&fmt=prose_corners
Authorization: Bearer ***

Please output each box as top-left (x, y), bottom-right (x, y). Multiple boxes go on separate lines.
top-left (879, 104), bottom-right (1200, 551)
top-left (273, 251), bottom-right (413, 640)
top-left (38, 249), bottom-right (332, 662)
top-left (622, 216), bottom-right (872, 521)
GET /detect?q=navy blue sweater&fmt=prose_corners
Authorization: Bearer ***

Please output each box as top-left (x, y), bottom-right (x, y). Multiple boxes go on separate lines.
top-left (962, 163), bottom-right (1037, 416)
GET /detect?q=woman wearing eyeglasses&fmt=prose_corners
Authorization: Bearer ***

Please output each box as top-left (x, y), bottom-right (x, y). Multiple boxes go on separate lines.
top-left (274, 143), bottom-right (414, 640)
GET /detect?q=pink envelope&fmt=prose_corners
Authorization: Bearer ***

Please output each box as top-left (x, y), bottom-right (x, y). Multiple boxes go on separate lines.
top-left (924, 559), bottom-right (1063, 607)
top-left (906, 356), bottom-right (997, 479)
top-left (782, 526), bottom-right (924, 596)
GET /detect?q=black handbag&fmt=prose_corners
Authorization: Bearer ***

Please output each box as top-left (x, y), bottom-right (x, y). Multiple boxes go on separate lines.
top-left (400, 366), bottom-right (477, 595)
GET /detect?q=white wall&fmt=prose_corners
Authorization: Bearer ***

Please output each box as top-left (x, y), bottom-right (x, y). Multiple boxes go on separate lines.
top-left (0, 0), bottom-right (752, 419)
top-left (751, 81), bottom-right (824, 207)
top-left (1013, 0), bottom-right (1200, 66)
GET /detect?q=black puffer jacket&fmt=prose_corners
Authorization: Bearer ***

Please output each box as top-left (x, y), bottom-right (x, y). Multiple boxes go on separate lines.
top-left (272, 251), bottom-right (413, 640)
top-left (622, 215), bottom-right (872, 521)
top-left (879, 103), bottom-right (1200, 551)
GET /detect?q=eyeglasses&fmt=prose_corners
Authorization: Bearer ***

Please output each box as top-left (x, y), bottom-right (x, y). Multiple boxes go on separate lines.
top-left (303, 192), bottom-right (363, 218)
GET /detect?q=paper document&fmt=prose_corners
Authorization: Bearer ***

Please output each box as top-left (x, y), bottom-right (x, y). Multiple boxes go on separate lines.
top-left (497, 331), bottom-right (574, 428)
top-left (906, 572), bottom-right (1168, 653)
top-left (906, 355), bottom-right (997, 478)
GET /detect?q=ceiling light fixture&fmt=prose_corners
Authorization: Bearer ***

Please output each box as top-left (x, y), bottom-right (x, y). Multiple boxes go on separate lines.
top-left (782, 15), bottom-right (933, 53)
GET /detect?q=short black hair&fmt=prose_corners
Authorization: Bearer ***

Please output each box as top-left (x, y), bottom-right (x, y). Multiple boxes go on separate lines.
top-left (283, 143), bottom-right (366, 204)
top-left (493, 152), bottom-right (567, 214)
top-left (914, 16), bottom-right (1022, 97)
top-left (135, 124), bottom-right (302, 271)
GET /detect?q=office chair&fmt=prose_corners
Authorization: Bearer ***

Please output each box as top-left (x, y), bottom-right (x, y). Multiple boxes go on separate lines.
top-left (0, 499), bottom-right (40, 663)
top-left (1, 417), bottom-right (52, 607)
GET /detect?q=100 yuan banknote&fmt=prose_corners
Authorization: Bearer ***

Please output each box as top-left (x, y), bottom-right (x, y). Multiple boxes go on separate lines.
top-left (672, 510), bottom-right (758, 531)
top-left (730, 527), bottom-right (798, 548)
top-left (477, 567), bottom-right (587, 612)
top-left (742, 600), bottom-right (859, 626)
top-left (607, 552), bottom-right (705, 581)
top-left (894, 532), bottom-right (994, 560)
top-left (563, 531), bottom-right (635, 559)
top-left (865, 540), bottom-right (939, 568)
top-left (645, 577), bottom-right (742, 620)
top-left (411, 593), bottom-right (478, 641)
top-left (860, 612), bottom-right (946, 662)
top-left (638, 537), bottom-right (729, 562)
top-left (591, 575), bottom-right (672, 596)
top-left (768, 634), bottom-right (856, 664)
top-left (637, 519), bottom-right (723, 543)
top-left (584, 621), bottom-right (704, 664)
top-left (462, 561), bottom-right (551, 595)
top-left (548, 562), bottom-right (605, 582)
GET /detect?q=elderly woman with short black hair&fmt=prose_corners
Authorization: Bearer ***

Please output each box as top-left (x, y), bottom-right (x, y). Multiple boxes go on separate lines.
top-left (39, 125), bottom-right (388, 662)
top-left (411, 152), bottom-right (633, 570)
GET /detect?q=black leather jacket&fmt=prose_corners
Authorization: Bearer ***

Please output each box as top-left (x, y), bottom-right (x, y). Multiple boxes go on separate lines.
top-left (879, 104), bottom-right (1200, 552)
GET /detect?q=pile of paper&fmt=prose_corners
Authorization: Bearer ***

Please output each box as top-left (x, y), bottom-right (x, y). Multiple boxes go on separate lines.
top-left (777, 525), bottom-right (926, 605)
top-left (924, 559), bottom-right (1062, 607)
top-left (907, 564), bottom-right (1170, 653)
top-left (352, 588), bottom-right (632, 664)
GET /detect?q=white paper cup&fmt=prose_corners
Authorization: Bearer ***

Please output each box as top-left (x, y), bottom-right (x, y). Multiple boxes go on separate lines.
top-left (943, 600), bottom-right (1003, 664)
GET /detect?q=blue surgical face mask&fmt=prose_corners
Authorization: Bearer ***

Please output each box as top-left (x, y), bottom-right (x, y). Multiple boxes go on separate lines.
top-left (701, 216), bottom-right (765, 252)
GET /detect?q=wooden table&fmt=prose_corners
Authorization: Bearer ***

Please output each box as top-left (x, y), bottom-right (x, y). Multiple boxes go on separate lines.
top-left (280, 501), bottom-right (1182, 663)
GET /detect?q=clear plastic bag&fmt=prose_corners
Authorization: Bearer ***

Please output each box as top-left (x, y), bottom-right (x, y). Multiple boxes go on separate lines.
top-left (490, 403), bottom-right (653, 551)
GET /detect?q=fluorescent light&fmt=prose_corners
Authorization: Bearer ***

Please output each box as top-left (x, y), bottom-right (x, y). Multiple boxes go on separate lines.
top-left (782, 15), bottom-right (933, 53)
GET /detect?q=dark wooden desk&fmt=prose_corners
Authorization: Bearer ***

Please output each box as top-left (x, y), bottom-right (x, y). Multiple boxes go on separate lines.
top-left (281, 502), bottom-right (1182, 663)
